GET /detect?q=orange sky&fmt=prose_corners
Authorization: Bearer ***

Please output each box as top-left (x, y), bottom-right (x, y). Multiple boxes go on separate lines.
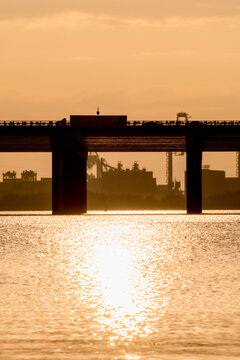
top-left (0, 0), bottom-right (239, 183)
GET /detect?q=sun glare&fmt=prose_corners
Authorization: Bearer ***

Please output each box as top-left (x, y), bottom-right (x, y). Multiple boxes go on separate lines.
top-left (92, 241), bottom-right (153, 341)
top-left (64, 220), bottom-right (169, 350)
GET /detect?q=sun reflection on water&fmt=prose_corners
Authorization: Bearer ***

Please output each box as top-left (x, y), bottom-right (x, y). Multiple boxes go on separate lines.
top-left (86, 238), bottom-right (168, 346)
top-left (64, 220), bottom-right (171, 354)
top-left (1, 214), bottom-right (240, 360)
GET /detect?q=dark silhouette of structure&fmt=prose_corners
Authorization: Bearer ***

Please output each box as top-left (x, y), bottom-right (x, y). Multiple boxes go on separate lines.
top-left (3, 170), bottom-right (37, 182)
top-left (3, 170), bottom-right (17, 181)
top-left (0, 170), bottom-right (51, 210)
top-left (1, 115), bottom-right (240, 214)
top-left (101, 161), bottom-right (157, 195)
top-left (21, 170), bottom-right (37, 181)
top-left (237, 152), bottom-right (240, 180)
top-left (2, 163), bottom-right (240, 210)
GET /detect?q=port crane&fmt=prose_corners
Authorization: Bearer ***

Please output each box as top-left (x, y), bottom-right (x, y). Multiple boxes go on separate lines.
top-left (88, 152), bottom-right (123, 178)
top-left (88, 150), bottom-right (183, 192)
top-left (90, 108), bottom-right (240, 193)
top-left (166, 112), bottom-right (187, 192)
top-left (2, 171), bottom-right (17, 181)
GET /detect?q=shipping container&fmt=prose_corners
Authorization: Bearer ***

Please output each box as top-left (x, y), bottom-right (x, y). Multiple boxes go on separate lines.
top-left (70, 115), bottom-right (127, 127)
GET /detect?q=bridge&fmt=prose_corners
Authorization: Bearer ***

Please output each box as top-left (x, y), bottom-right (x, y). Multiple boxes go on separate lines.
top-left (1, 116), bottom-right (240, 215)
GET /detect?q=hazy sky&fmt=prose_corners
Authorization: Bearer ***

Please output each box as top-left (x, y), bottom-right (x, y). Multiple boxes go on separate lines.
top-left (0, 1), bottom-right (239, 182)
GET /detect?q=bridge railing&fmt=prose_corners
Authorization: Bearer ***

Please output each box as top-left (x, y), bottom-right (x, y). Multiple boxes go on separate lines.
top-left (127, 120), bottom-right (240, 127)
top-left (0, 120), bottom-right (240, 127)
top-left (0, 119), bottom-right (69, 127)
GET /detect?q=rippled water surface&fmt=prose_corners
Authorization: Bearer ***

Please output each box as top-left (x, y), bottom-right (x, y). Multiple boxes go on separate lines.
top-left (0, 212), bottom-right (240, 359)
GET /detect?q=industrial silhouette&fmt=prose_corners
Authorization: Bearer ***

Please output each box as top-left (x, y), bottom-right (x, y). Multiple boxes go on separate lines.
top-left (1, 113), bottom-right (240, 213)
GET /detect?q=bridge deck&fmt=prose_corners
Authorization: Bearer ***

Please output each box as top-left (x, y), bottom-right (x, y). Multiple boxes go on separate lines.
top-left (0, 124), bottom-right (240, 152)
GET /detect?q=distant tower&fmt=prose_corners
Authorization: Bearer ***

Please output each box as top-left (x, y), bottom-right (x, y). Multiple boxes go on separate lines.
top-left (236, 152), bottom-right (240, 179)
top-left (166, 152), bottom-right (173, 192)
top-left (96, 107), bottom-right (100, 115)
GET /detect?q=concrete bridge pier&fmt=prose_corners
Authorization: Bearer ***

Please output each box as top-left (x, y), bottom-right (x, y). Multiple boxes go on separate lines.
top-left (186, 137), bottom-right (202, 214)
top-left (52, 138), bottom-right (87, 215)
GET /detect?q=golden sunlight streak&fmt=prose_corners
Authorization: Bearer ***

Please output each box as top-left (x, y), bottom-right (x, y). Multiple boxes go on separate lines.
top-left (88, 239), bottom-right (168, 344)
top-left (63, 221), bottom-right (171, 349)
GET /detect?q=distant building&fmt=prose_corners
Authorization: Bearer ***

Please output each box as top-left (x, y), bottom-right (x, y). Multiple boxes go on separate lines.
top-left (0, 171), bottom-right (51, 196)
top-left (187, 168), bottom-right (240, 199)
top-left (102, 162), bottom-right (156, 195)
top-left (202, 169), bottom-right (226, 198)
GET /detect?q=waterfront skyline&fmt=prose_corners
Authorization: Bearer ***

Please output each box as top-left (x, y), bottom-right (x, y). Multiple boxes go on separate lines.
top-left (0, 151), bottom-right (237, 187)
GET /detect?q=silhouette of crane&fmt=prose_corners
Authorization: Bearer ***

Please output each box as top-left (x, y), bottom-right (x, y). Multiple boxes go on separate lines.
top-left (88, 152), bottom-right (122, 178)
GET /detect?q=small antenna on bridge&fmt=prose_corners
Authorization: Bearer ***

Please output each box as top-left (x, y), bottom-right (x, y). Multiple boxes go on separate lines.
top-left (96, 107), bottom-right (100, 115)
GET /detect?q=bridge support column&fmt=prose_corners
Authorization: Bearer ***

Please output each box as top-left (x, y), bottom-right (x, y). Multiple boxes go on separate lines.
top-left (52, 139), bottom-right (87, 215)
top-left (186, 138), bottom-right (202, 214)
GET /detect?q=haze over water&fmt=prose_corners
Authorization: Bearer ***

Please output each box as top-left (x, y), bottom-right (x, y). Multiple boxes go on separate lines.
top-left (0, 212), bottom-right (240, 359)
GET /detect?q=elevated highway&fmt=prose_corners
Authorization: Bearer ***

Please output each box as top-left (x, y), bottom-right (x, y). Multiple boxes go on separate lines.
top-left (0, 118), bottom-right (240, 215)
top-left (0, 121), bottom-right (240, 152)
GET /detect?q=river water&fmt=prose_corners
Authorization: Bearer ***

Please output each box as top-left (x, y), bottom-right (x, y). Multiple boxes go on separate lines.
top-left (0, 211), bottom-right (239, 360)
